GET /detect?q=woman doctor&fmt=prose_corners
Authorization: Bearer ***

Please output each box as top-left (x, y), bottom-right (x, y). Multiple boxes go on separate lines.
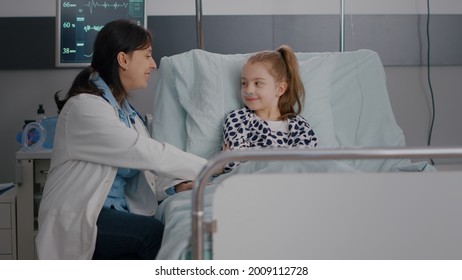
top-left (36, 19), bottom-right (207, 259)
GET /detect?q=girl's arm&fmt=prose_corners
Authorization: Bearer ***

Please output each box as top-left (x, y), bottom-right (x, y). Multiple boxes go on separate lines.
top-left (221, 112), bottom-right (248, 172)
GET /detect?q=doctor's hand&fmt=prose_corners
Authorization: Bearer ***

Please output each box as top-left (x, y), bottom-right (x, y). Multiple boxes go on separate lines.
top-left (174, 181), bottom-right (194, 193)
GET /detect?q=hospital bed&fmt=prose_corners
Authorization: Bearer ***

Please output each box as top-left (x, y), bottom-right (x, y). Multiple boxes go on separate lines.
top-left (151, 48), bottom-right (462, 260)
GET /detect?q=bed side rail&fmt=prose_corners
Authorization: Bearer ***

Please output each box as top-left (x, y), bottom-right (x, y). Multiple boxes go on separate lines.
top-left (191, 146), bottom-right (462, 259)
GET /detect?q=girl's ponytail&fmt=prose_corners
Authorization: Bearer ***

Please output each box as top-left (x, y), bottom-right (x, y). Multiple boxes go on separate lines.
top-left (277, 45), bottom-right (305, 119)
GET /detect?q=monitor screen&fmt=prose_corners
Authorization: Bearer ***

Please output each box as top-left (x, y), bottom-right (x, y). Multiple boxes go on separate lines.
top-left (56, 0), bottom-right (147, 67)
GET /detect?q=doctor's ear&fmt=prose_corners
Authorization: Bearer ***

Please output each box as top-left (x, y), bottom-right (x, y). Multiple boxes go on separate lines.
top-left (117, 52), bottom-right (129, 70)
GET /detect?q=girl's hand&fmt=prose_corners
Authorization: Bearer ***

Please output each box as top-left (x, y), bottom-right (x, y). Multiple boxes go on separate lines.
top-left (215, 143), bottom-right (232, 175)
top-left (221, 143), bottom-right (230, 151)
top-left (174, 181), bottom-right (193, 192)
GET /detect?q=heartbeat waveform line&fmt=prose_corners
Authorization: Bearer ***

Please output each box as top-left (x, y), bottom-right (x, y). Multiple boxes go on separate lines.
top-left (83, 24), bottom-right (105, 32)
top-left (84, 1), bottom-right (129, 14)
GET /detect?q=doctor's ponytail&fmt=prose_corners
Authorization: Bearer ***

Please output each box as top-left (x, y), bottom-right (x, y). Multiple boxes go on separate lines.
top-left (54, 66), bottom-right (102, 113)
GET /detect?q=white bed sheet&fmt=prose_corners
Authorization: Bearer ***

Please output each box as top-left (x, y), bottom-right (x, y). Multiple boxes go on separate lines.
top-left (155, 158), bottom-right (431, 260)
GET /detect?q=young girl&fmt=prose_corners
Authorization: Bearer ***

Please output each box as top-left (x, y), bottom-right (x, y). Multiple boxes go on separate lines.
top-left (222, 45), bottom-right (317, 172)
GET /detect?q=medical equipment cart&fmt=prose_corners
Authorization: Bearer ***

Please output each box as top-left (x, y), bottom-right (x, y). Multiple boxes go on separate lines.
top-left (15, 149), bottom-right (51, 260)
top-left (0, 186), bottom-right (17, 259)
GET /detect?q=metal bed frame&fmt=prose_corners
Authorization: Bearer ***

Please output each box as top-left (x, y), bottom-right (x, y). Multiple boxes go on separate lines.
top-left (194, 0), bottom-right (346, 52)
top-left (191, 147), bottom-right (462, 259)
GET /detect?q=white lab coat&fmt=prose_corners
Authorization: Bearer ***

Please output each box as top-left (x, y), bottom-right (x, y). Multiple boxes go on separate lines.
top-left (36, 94), bottom-right (206, 259)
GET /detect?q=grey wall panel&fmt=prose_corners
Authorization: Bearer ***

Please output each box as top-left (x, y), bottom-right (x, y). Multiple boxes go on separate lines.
top-left (202, 15), bottom-right (274, 54)
top-left (274, 15), bottom-right (340, 52)
top-left (0, 15), bottom-right (461, 69)
top-left (148, 16), bottom-right (196, 64)
top-left (0, 17), bottom-right (55, 69)
top-left (346, 15), bottom-right (423, 65)
top-left (150, 15), bottom-right (275, 60)
top-left (346, 15), bottom-right (462, 66)
top-left (423, 15), bottom-right (462, 66)
top-left (275, 14), bottom-right (462, 66)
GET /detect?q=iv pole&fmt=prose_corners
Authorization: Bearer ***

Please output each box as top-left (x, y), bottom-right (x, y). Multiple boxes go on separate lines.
top-left (340, 0), bottom-right (345, 52)
top-left (195, 0), bottom-right (203, 49)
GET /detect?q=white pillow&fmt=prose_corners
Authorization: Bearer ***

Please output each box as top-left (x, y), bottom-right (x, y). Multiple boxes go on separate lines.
top-left (299, 54), bottom-right (339, 148)
top-left (171, 50), bottom-right (247, 159)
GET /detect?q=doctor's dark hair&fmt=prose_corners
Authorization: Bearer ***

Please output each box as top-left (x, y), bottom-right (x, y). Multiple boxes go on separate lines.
top-left (245, 45), bottom-right (305, 120)
top-left (55, 19), bottom-right (153, 112)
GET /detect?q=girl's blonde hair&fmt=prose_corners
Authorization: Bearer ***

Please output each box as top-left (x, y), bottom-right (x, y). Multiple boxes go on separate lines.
top-left (246, 45), bottom-right (305, 120)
